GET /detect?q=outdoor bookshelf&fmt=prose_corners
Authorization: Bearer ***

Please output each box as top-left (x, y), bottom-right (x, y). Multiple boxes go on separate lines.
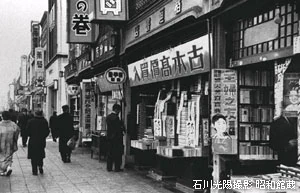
top-left (238, 69), bottom-right (278, 161)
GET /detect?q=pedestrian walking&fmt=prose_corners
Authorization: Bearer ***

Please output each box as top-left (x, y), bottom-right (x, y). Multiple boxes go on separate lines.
top-left (49, 111), bottom-right (58, 142)
top-left (26, 110), bottom-right (50, 176)
top-left (57, 105), bottom-right (75, 163)
top-left (27, 110), bottom-right (34, 120)
top-left (0, 111), bottom-right (19, 176)
top-left (106, 104), bottom-right (125, 172)
top-left (8, 109), bottom-right (17, 123)
top-left (17, 108), bottom-right (29, 147)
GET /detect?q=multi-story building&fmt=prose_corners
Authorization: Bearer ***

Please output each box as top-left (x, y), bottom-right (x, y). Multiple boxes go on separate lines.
top-left (45, 0), bottom-right (68, 119)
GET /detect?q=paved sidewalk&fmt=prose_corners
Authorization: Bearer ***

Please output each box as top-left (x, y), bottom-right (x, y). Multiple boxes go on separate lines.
top-left (0, 139), bottom-right (172, 193)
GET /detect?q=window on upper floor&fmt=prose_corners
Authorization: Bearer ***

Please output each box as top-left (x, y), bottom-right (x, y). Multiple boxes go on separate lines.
top-left (231, 1), bottom-right (299, 61)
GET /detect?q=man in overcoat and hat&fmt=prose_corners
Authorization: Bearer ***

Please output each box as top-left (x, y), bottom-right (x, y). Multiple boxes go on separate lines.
top-left (27, 110), bottom-right (50, 175)
top-left (57, 105), bottom-right (75, 163)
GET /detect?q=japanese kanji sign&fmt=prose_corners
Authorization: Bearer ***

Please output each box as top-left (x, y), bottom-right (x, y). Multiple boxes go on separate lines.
top-left (128, 35), bottom-right (210, 86)
top-left (93, 0), bottom-right (128, 21)
top-left (35, 47), bottom-right (45, 82)
top-left (67, 84), bottom-right (80, 96)
top-left (211, 69), bottom-right (238, 154)
top-left (67, 0), bottom-right (95, 43)
top-left (105, 67), bottom-right (126, 84)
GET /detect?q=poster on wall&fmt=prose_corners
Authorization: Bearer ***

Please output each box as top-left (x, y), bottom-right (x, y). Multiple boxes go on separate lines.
top-left (283, 73), bottom-right (300, 116)
top-left (154, 119), bottom-right (162, 137)
top-left (211, 69), bottom-right (238, 154)
top-left (165, 116), bottom-right (175, 138)
top-left (186, 120), bottom-right (196, 147)
top-left (97, 116), bottom-right (106, 131)
top-left (274, 58), bottom-right (291, 117)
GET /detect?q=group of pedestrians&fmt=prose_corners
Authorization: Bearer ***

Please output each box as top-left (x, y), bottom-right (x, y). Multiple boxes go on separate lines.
top-left (0, 105), bottom-right (77, 176)
top-left (0, 103), bottom-right (125, 177)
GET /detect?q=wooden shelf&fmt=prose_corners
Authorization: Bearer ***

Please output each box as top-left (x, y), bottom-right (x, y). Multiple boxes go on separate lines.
top-left (239, 85), bottom-right (273, 89)
top-left (238, 159), bottom-right (278, 165)
top-left (239, 103), bottom-right (274, 106)
top-left (239, 122), bottom-right (271, 124)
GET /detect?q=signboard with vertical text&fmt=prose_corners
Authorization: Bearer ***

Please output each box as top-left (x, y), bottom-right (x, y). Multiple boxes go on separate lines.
top-left (20, 55), bottom-right (28, 86)
top-left (67, 0), bottom-right (96, 43)
top-left (211, 69), bottom-right (238, 154)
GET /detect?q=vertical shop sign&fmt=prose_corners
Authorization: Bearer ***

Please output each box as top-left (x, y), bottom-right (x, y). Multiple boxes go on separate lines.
top-left (93, 0), bottom-right (128, 21)
top-left (211, 69), bottom-right (238, 154)
top-left (82, 82), bottom-right (92, 138)
top-left (274, 58), bottom-right (291, 117)
top-left (35, 47), bottom-right (45, 87)
top-left (67, 0), bottom-right (94, 43)
top-left (20, 55), bottom-right (28, 86)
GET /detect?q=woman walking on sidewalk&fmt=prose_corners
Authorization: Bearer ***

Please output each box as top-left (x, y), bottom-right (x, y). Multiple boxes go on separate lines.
top-left (0, 111), bottom-right (19, 176)
top-left (27, 110), bottom-right (50, 175)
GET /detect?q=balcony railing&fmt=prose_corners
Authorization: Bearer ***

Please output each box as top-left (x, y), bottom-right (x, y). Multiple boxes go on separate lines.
top-left (65, 62), bottom-right (77, 79)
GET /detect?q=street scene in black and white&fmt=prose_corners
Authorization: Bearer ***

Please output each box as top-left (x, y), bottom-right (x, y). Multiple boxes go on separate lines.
top-left (1, 0), bottom-right (300, 193)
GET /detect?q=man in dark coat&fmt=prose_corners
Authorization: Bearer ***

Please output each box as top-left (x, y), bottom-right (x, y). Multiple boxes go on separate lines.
top-left (27, 110), bottom-right (50, 175)
top-left (106, 104), bottom-right (125, 172)
top-left (8, 109), bottom-right (17, 123)
top-left (17, 108), bottom-right (29, 147)
top-left (270, 115), bottom-right (298, 166)
top-left (57, 105), bottom-right (75, 163)
top-left (49, 111), bottom-right (58, 142)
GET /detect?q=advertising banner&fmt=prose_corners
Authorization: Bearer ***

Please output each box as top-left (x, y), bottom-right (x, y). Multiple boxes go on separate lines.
top-left (211, 69), bottom-right (238, 154)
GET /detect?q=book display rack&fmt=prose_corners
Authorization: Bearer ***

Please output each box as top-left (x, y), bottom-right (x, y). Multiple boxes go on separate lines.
top-left (238, 69), bottom-right (278, 161)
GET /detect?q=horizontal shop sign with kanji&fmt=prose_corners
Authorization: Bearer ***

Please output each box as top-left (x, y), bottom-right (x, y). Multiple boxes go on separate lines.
top-left (128, 34), bottom-right (210, 87)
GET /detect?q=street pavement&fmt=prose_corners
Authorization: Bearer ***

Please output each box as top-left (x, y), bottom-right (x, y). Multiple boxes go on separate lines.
top-left (0, 138), bottom-right (173, 193)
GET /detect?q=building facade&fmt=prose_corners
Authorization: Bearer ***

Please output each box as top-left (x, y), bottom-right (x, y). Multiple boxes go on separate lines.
top-left (45, 0), bottom-right (68, 119)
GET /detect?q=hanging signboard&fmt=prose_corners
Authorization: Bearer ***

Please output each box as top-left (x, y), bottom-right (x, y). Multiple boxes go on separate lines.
top-left (211, 69), bottom-right (238, 154)
top-left (35, 47), bottom-right (45, 80)
top-left (91, 0), bottom-right (128, 21)
top-left (67, 0), bottom-right (97, 43)
top-left (20, 55), bottom-right (28, 86)
top-left (105, 67), bottom-right (127, 84)
top-left (128, 34), bottom-right (210, 87)
top-left (67, 84), bottom-right (80, 96)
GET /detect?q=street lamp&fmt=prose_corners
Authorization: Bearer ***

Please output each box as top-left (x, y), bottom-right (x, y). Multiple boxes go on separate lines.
top-left (43, 86), bottom-right (47, 95)
top-left (53, 79), bottom-right (58, 90)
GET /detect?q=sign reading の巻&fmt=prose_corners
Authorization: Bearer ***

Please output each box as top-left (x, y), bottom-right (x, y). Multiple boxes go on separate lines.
top-left (67, 0), bottom-right (97, 43)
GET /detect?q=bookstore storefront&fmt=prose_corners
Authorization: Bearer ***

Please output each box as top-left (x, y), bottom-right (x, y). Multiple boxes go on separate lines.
top-left (90, 73), bottom-right (122, 159)
top-left (128, 34), bottom-right (211, 187)
top-left (218, 1), bottom-right (300, 191)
